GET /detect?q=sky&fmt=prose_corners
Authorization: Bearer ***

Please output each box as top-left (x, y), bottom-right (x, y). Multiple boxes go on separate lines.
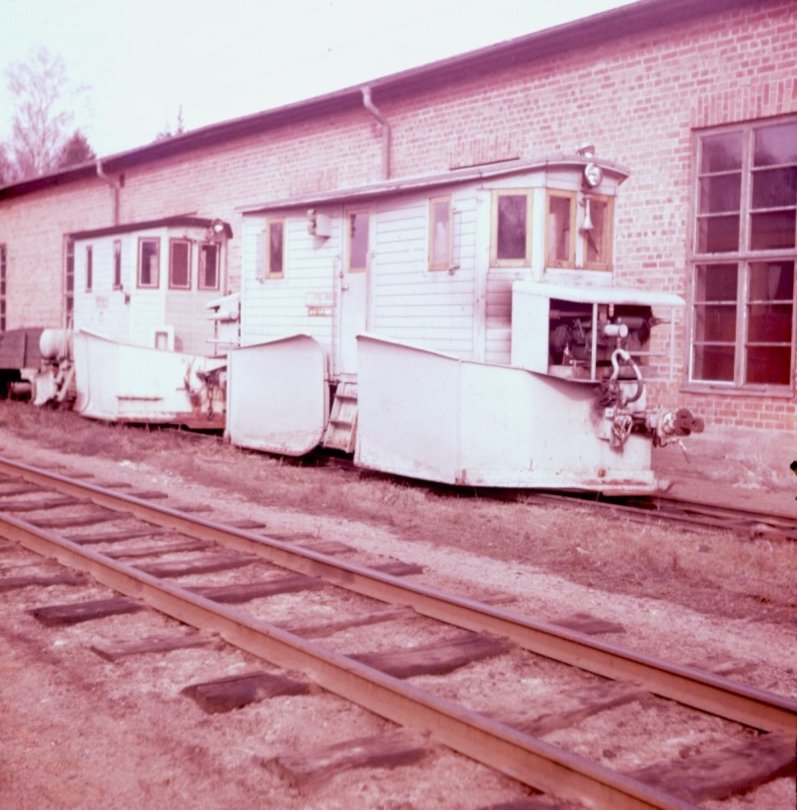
top-left (0, 0), bottom-right (634, 158)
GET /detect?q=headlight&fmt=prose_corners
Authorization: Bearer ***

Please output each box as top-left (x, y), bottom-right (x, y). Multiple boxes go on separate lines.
top-left (583, 162), bottom-right (603, 188)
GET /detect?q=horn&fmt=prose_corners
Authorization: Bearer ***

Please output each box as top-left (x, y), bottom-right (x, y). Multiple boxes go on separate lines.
top-left (581, 196), bottom-right (593, 232)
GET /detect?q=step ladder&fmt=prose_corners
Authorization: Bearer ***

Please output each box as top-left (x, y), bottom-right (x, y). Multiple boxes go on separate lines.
top-left (323, 379), bottom-right (358, 453)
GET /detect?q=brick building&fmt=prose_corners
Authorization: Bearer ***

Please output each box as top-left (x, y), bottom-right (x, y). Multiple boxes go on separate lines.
top-left (0, 0), bottom-right (795, 486)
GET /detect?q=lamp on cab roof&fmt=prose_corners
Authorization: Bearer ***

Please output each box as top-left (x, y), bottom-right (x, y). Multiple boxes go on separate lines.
top-left (577, 142), bottom-right (603, 189)
top-left (207, 219), bottom-right (227, 243)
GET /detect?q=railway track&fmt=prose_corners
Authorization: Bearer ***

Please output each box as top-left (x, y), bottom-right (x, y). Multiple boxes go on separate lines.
top-left (129, 424), bottom-right (797, 540)
top-left (521, 490), bottom-right (797, 542)
top-left (292, 450), bottom-right (797, 541)
top-left (0, 454), bottom-right (794, 809)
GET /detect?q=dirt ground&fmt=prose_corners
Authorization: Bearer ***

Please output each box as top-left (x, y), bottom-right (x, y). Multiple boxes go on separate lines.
top-left (0, 401), bottom-right (795, 809)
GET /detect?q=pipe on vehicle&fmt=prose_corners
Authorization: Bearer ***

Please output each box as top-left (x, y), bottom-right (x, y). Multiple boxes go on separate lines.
top-left (610, 348), bottom-right (643, 405)
top-left (361, 86), bottom-right (391, 180)
top-left (95, 159), bottom-right (121, 225)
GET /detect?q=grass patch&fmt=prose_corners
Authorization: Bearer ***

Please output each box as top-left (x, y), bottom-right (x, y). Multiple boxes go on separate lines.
top-left (0, 400), bottom-right (795, 625)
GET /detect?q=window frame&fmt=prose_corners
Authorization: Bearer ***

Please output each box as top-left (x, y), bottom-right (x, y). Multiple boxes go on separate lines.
top-left (428, 196), bottom-right (453, 271)
top-left (688, 116), bottom-right (797, 393)
top-left (545, 190), bottom-right (577, 269)
top-left (346, 209), bottom-right (370, 274)
top-left (112, 239), bottom-right (122, 290)
top-left (137, 237), bottom-right (160, 289)
top-left (85, 245), bottom-right (93, 292)
top-left (64, 238), bottom-right (74, 327)
top-left (490, 189), bottom-right (532, 268)
top-left (582, 194), bottom-right (614, 271)
top-left (198, 242), bottom-right (220, 291)
top-left (265, 219), bottom-right (285, 279)
top-left (168, 238), bottom-right (192, 290)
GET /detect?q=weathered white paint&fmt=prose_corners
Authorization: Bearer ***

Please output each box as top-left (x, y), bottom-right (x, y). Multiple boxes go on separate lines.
top-left (371, 191), bottom-right (479, 360)
top-left (73, 237), bottom-right (132, 341)
top-left (240, 163), bottom-right (627, 377)
top-left (231, 159), bottom-right (673, 490)
top-left (72, 224), bottom-right (225, 356)
top-left (240, 216), bottom-right (338, 355)
top-left (72, 330), bottom-right (225, 425)
top-left (356, 333), bottom-right (656, 491)
top-left (226, 334), bottom-right (328, 455)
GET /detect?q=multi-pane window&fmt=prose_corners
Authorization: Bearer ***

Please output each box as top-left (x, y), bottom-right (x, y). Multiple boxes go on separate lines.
top-left (691, 118), bottom-right (797, 389)
top-left (138, 238), bottom-right (160, 288)
top-left (169, 239), bottom-right (191, 289)
top-left (492, 190), bottom-right (531, 266)
top-left (266, 220), bottom-right (284, 278)
top-left (0, 244), bottom-right (6, 332)
top-left (113, 239), bottom-right (122, 289)
top-left (85, 245), bottom-right (93, 291)
top-left (347, 211), bottom-right (369, 272)
top-left (429, 197), bottom-right (452, 271)
top-left (199, 243), bottom-right (220, 290)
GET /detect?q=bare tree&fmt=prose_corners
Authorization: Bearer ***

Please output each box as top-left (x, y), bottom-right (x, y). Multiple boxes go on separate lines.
top-left (4, 46), bottom-right (92, 181)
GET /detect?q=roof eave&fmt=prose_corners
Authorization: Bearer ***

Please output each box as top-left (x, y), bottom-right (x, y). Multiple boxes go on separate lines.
top-left (0, 0), bottom-right (764, 199)
top-left (239, 156), bottom-right (631, 214)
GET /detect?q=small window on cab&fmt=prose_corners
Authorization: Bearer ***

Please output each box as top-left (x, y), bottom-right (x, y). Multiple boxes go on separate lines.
top-left (583, 195), bottom-right (613, 270)
top-left (266, 219), bottom-right (285, 279)
top-left (138, 237), bottom-right (160, 288)
top-left (546, 191), bottom-right (576, 267)
top-left (169, 239), bottom-right (191, 289)
top-left (491, 190), bottom-right (531, 266)
top-left (347, 211), bottom-right (369, 272)
top-left (429, 196), bottom-right (452, 271)
top-left (85, 245), bottom-right (93, 291)
top-left (199, 243), bottom-right (220, 290)
top-left (113, 240), bottom-right (122, 289)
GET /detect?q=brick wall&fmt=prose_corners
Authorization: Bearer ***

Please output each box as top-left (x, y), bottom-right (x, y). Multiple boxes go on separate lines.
top-left (0, 180), bottom-right (111, 328)
top-left (0, 0), bottom-right (795, 442)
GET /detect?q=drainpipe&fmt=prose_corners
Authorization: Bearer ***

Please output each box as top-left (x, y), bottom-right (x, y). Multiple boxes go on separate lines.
top-left (361, 86), bottom-right (391, 180)
top-left (95, 159), bottom-right (121, 225)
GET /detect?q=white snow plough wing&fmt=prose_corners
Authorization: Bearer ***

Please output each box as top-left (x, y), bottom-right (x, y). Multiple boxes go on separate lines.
top-left (226, 334), bottom-right (328, 456)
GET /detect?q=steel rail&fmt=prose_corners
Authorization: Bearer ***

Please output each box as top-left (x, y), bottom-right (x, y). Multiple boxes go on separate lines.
top-left (0, 511), bottom-right (694, 810)
top-left (652, 493), bottom-right (797, 526)
top-left (526, 491), bottom-right (797, 537)
top-left (0, 455), bottom-right (795, 736)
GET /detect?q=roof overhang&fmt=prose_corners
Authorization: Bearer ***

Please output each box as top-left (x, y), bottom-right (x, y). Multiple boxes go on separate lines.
top-left (0, 0), bottom-right (765, 202)
top-left (68, 216), bottom-right (233, 241)
top-left (514, 280), bottom-right (685, 307)
top-left (240, 156), bottom-right (630, 214)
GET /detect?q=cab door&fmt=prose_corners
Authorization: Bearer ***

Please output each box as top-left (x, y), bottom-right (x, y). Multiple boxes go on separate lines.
top-left (337, 208), bottom-right (371, 374)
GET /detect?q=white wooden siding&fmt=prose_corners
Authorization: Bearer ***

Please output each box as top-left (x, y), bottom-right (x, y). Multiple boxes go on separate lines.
top-left (240, 215), bottom-right (338, 353)
top-left (164, 289), bottom-right (218, 354)
top-left (74, 226), bottom-right (227, 354)
top-left (238, 168), bottom-right (600, 372)
top-left (73, 235), bottom-right (134, 344)
top-left (485, 267), bottom-right (527, 365)
top-left (371, 191), bottom-right (478, 359)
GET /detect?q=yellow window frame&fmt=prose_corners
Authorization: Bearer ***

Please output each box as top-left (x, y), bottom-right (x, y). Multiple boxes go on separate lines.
top-left (546, 190), bottom-right (577, 268)
top-left (582, 194), bottom-right (614, 271)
